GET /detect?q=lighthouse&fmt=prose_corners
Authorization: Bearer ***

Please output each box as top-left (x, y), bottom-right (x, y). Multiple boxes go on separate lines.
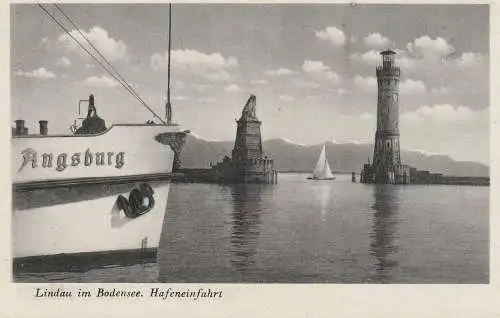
top-left (373, 50), bottom-right (401, 183)
top-left (361, 50), bottom-right (410, 184)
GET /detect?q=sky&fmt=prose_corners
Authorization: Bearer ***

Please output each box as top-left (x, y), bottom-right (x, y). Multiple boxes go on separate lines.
top-left (11, 4), bottom-right (489, 164)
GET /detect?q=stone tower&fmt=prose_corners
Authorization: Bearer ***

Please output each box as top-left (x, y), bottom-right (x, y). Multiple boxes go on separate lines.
top-left (372, 50), bottom-right (402, 183)
top-left (211, 95), bottom-right (277, 184)
top-left (232, 95), bottom-right (263, 161)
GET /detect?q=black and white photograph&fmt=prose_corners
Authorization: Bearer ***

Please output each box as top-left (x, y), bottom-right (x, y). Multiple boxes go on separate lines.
top-left (10, 2), bottom-right (489, 285)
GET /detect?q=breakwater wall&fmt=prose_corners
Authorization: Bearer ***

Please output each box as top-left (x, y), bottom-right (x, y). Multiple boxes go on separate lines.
top-left (427, 176), bottom-right (489, 186)
top-left (172, 167), bottom-right (278, 184)
top-left (171, 169), bottom-right (214, 183)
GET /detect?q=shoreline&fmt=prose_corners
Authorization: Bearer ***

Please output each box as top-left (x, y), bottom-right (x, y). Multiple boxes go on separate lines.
top-left (172, 169), bottom-right (490, 186)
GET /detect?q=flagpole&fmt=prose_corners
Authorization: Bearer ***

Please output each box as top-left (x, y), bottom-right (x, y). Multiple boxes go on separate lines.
top-left (166, 2), bottom-right (172, 124)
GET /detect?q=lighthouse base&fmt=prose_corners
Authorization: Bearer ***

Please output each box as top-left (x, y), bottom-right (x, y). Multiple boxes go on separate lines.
top-left (360, 164), bottom-right (411, 185)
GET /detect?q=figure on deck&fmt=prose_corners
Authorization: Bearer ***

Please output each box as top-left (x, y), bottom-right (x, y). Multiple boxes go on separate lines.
top-left (87, 94), bottom-right (97, 118)
top-left (74, 94), bottom-right (107, 135)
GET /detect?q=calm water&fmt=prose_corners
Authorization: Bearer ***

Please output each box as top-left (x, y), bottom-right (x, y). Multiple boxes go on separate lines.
top-left (15, 173), bottom-right (489, 283)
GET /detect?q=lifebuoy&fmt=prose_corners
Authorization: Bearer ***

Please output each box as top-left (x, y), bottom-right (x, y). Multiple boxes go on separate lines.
top-left (116, 183), bottom-right (155, 219)
top-left (116, 194), bottom-right (134, 218)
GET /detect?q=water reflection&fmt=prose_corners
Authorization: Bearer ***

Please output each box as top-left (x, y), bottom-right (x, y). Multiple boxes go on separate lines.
top-left (312, 182), bottom-right (333, 221)
top-left (229, 184), bottom-right (265, 272)
top-left (369, 185), bottom-right (400, 283)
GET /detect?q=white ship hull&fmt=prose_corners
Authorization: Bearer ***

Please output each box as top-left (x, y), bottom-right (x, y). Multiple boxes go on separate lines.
top-left (12, 124), bottom-right (182, 185)
top-left (12, 124), bottom-right (186, 272)
top-left (13, 181), bottom-right (169, 257)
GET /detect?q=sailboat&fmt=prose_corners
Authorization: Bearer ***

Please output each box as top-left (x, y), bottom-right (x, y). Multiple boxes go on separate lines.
top-left (307, 143), bottom-right (336, 180)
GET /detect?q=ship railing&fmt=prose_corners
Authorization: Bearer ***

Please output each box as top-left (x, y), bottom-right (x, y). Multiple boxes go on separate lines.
top-left (70, 117), bottom-right (86, 133)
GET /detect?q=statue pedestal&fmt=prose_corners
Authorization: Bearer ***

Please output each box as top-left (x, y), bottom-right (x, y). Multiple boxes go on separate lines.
top-left (155, 131), bottom-right (187, 171)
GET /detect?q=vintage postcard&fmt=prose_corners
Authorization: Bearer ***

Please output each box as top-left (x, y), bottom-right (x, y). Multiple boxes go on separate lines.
top-left (1, 1), bottom-right (498, 317)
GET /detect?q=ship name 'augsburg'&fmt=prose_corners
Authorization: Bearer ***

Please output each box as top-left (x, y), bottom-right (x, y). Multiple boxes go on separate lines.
top-left (18, 148), bottom-right (125, 172)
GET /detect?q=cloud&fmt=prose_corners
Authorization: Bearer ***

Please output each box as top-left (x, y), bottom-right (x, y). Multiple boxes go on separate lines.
top-left (315, 26), bottom-right (346, 46)
top-left (264, 68), bottom-right (294, 76)
top-left (171, 50), bottom-right (237, 68)
top-left (336, 88), bottom-right (348, 97)
top-left (401, 104), bottom-right (483, 124)
top-left (225, 84), bottom-right (242, 92)
top-left (407, 36), bottom-right (455, 61)
top-left (353, 37), bottom-right (461, 72)
top-left (395, 54), bottom-right (418, 71)
top-left (363, 33), bottom-right (391, 49)
top-left (151, 49), bottom-right (238, 82)
top-left (56, 57), bottom-right (71, 67)
top-left (455, 52), bottom-right (483, 68)
top-left (293, 79), bottom-right (321, 89)
top-left (58, 26), bottom-right (128, 61)
top-left (279, 95), bottom-right (296, 102)
top-left (40, 37), bottom-right (51, 50)
top-left (251, 79), bottom-right (268, 85)
top-left (400, 79), bottom-right (426, 95)
top-left (172, 95), bottom-right (188, 101)
top-left (400, 104), bottom-right (489, 164)
top-left (353, 75), bottom-right (377, 91)
top-left (302, 60), bottom-right (339, 83)
top-left (82, 75), bottom-right (117, 87)
top-left (350, 50), bottom-right (380, 66)
top-left (14, 68), bottom-right (56, 79)
top-left (430, 86), bottom-right (451, 95)
top-left (351, 36), bottom-right (484, 95)
top-left (301, 60), bottom-right (334, 76)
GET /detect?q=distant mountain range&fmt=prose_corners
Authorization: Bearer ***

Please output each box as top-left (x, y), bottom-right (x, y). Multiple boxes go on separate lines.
top-left (180, 135), bottom-right (489, 177)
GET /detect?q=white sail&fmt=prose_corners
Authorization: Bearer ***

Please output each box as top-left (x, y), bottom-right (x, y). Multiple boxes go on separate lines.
top-left (312, 144), bottom-right (334, 180)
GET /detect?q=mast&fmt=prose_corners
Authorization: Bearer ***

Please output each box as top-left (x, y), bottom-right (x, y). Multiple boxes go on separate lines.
top-left (165, 2), bottom-right (173, 124)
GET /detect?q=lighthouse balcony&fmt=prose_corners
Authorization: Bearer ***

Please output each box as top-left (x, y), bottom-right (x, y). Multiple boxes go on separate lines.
top-left (376, 67), bottom-right (400, 77)
top-left (375, 130), bottom-right (400, 138)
